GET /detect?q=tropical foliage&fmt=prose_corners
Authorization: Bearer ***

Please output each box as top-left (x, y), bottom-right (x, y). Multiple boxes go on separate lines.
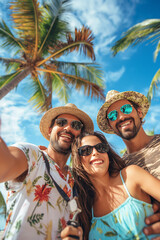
top-left (0, 191), bottom-right (6, 230)
top-left (0, 0), bottom-right (105, 112)
top-left (111, 19), bottom-right (160, 103)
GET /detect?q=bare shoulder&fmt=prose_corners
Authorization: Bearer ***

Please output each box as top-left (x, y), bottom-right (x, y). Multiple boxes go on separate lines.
top-left (122, 164), bottom-right (142, 174)
top-left (121, 165), bottom-right (146, 182)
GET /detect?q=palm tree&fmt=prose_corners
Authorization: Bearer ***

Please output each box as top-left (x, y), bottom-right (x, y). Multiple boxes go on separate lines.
top-left (111, 19), bottom-right (160, 103)
top-left (0, 0), bottom-right (105, 112)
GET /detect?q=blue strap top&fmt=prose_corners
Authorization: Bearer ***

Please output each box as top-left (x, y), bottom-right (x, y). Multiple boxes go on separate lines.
top-left (89, 171), bottom-right (158, 239)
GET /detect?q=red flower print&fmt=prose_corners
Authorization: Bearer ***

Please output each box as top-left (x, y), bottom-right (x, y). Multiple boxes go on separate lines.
top-left (60, 217), bottom-right (67, 229)
top-left (63, 185), bottom-right (71, 198)
top-left (5, 212), bottom-right (12, 229)
top-left (69, 213), bottom-right (73, 220)
top-left (55, 165), bottom-right (65, 180)
top-left (67, 172), bottom-right (74, 188)
top-left (34, 184), bottom-right (51, 203)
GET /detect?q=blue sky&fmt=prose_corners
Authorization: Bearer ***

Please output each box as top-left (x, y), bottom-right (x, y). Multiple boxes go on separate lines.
top-left (0, 0), bottom-right (160, 228)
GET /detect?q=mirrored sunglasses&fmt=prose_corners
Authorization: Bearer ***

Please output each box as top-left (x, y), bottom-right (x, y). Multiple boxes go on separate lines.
top-left (78, 143), bottom-right (109, 156)
top-left (107, 104), bottom-right (133, 121)
top-left (55, 118), bottom-right (83, 131)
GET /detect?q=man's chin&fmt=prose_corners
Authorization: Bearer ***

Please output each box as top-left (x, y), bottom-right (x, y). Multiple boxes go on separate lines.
top-left (116, 129), bottom-right (136, 140)
top-left (52, 141), bottom-right (71, 155)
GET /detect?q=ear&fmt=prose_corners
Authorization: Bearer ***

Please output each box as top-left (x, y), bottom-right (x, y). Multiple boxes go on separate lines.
top-left (107, 118), bottom-right (113, 130)
top-left (48, 127), bottom-right (52, 135)
top-left (137, 107), bottom-right (143, 118)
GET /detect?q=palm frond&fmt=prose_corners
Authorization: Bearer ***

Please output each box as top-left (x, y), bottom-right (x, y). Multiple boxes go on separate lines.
top-left (0, 72), bottom-right (21, 88)
top-left (50, 60), bottom-right (104, 87)
top-left (27, 76), bottom-right (49, 112)
top-left (37, 26), bottom-right (95, 66)
top-left (112, 19), bottom-right (160, 56)
top-left (54, 26), bottom-right (95, 60)
top-left (58, 72), bottom-right (105, 101)
top-left (46, 72), bottom-right (69, 103)
top-left (145, 129), bottom-right (154, 136)
top-left (10, 0), bottom-right (41, 38)
top-left (39, 0), bottom-right (71, 55)
top-left (0, 191), bottom-right (6, 218)
top-left (10, 0), bottom-right (42, 58)
top-left (0, 67), bottom-right (31, 99)
top-left (0, 57), bottom-right (24, 72)
top-left (0, 20), bottom-right (24, 50)
top-left (147, 68), bottom-right (160, 103)
top-left (154, 40), bottom-right (160, 61)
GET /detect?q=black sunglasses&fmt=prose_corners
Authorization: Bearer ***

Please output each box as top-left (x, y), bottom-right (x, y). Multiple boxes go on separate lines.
top-left (55, 118), bottom-right (83, 131)
top-left (78, 143), bottom-right (109, 156)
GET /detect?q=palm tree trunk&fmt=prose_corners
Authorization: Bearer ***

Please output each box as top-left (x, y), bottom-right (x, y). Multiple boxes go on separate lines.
top-left (0, 67), bottom-right (32, 99)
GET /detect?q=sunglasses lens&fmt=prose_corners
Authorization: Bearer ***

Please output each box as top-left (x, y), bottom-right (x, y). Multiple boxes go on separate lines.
top-left (107, 110), bottom-right (118, 121)
top-left (71, 121), bottom-right (83, 131)
top-left (78, 143), bottom-right (109, 156)
top-left (56, 118), bottom-right (67, 127)
top-left (95, 143), bottom-right (109, 153)
top-left (121, 104), bottom-right (132, 114)
top-left (78, 145), bottom-right (92, 156)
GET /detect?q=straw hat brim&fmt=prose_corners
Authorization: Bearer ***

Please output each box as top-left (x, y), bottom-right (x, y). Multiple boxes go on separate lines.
top-left (40, 106), bottom-right (94, 140)
top-left (97, 91), bottom-right (149, 134)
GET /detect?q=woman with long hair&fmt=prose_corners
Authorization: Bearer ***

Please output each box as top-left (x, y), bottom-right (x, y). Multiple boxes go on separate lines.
top-left (72, 131), bottom-right (160, 239)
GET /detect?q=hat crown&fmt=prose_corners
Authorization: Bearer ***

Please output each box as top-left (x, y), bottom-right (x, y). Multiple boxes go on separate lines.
top-left (65, 103), bottom-right (78, 109)
top-left (106, 90), bottom-right (120, 101)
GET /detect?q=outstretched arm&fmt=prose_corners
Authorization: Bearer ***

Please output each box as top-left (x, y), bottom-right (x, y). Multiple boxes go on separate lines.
top-left (0, 137), bottom-right (28, 182)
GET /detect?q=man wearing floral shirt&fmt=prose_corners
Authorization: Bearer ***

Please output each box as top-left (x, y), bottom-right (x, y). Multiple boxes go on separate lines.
top-left (0, 103), bottom-right (93, 240)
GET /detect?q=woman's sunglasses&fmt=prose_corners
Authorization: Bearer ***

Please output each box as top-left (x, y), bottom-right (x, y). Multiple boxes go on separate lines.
top-left (107, 104), bottom-right (133, 121)
top-left (78, 143), bottom-right (109, 156)
top-left (55, 118), bottom-right (83, 131)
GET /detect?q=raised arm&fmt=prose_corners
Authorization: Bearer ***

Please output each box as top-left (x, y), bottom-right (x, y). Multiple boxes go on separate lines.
top-left (125, 165), bottom-right (160, 237)
top-left (0, 137), bottom-right (28, 182)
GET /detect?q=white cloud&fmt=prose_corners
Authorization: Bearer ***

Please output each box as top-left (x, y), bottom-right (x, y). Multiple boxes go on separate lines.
top-left (146, 105), bottom-right (160, 130)
top-left (0, 91), bottom-right (40, 145)
top-left (71, 0), bottom-right (138, 59)
top-left (105, 66), bottom-right (125, 82)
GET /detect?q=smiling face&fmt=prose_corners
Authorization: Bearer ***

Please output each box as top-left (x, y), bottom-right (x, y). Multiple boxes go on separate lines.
top-left (80, 135), bottom-right (110, 178)
top-left (49, 114), bottom-right (82, 154)
top-left (107, 99), bottom-right (143, 140)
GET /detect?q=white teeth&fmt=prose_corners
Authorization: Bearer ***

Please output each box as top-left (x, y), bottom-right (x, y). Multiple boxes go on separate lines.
top-left (90, 160), bottom-right (103, 164)
top-left (121, 121), bottom-right (130, 127)
top-left (61, 134), bottom-right (71, 139)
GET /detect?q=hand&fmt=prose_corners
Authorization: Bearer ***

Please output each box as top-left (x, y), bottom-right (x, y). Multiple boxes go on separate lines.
top-left (143, 201), bottom-right (160, 238)
top-left (61, 225), bottom-right (83, 240)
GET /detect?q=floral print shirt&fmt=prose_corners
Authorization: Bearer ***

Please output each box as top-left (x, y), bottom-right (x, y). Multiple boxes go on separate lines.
top-left (3, 143), bottom-right (74, 240)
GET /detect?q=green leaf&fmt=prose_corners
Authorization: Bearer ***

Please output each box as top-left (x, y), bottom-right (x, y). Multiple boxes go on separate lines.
top-left (27, 213), bottom-right (44, 226)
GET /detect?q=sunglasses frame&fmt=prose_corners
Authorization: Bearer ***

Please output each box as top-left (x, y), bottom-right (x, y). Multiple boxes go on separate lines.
top-left (55, 118), bottom-right (83, 131)
top-left (107, 104), bottom-right (133, 121)
top-left (78, 142), bottom-right (109, 156)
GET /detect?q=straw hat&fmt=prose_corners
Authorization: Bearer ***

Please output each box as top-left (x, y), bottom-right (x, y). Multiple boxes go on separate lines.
top-left (40, 103), bottom-right (94, 140)
top-left (97, 90), bottom-right (150, 134)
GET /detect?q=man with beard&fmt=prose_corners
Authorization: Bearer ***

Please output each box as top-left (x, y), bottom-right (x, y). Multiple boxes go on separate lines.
top-left (0, 103), bottom-right (93, 240)
top-left (97, 90), bottom-right (160, 237)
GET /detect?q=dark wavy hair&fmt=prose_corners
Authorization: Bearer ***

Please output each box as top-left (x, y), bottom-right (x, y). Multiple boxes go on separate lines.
top-left (71, 131), bottom-right (125, 239)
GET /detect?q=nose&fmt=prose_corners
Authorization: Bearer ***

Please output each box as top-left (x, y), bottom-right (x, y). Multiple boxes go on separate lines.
top-left (92, 147), bottom-right (98, 155)
top-left (117, 110), bottom-right (126, 121)
top-left (63, 123), bottom-right (72, 131)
